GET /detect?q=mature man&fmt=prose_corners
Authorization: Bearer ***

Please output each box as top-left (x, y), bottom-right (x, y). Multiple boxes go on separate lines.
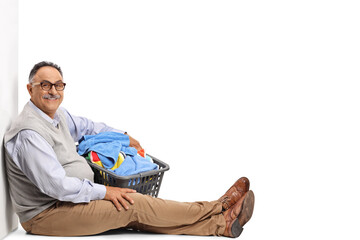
top-left (4, 61), bottom-right (255, 238)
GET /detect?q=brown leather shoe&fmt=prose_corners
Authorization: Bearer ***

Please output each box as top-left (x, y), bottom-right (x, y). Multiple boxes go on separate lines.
top-left (219, 177), bottom-right (250, 211)
top-left (223, 190), bottom-right (255, 238)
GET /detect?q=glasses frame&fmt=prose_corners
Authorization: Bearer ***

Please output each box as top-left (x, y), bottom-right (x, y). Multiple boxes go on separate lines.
top-left (31, 80), bottom-right (66, 91)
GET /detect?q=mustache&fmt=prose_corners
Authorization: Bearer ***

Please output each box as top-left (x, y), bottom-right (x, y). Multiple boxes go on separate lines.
top-left (43, 94), bottom-right (61, 99)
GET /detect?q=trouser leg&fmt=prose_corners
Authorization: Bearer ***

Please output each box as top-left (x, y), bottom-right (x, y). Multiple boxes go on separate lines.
top-left (127, 194), bottom-right (226, 236)
top-left (130, 213), bottom-right (226, 236)
top-left (22, 193), bottom-right (226, 237)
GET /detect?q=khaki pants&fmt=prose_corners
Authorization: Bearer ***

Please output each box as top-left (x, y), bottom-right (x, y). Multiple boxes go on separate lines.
top-left (21, 193), bottom-right (226, 237)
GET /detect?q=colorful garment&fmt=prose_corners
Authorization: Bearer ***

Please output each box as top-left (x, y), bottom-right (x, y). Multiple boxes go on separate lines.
top-left (78, 132), bottom-right (157, 176)
top-left (87, 151), bottom-right (125, 170)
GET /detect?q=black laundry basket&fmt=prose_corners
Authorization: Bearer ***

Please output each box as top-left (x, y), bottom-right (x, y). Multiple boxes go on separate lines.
top-left (86, 155), bottom-right (169, 198)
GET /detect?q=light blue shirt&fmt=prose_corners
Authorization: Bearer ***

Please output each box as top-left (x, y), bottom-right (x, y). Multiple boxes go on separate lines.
top-left (5, 101), bottom-right (126, 203)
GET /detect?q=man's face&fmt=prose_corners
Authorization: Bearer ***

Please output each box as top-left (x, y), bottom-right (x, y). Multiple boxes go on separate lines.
top-left (27, 66), bottom-right (64, 119)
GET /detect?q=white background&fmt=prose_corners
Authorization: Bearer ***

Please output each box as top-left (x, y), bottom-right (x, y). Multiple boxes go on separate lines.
top-left (12, 0), bottom-right (360, 239)
top-left (0, 0), bottom-right (19, 238)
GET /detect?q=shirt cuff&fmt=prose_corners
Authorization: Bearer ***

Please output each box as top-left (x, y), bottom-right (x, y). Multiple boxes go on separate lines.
top-left (113, 129), bottom-right (126, 135)
top-left (90, 182), bottom-right (107, 200)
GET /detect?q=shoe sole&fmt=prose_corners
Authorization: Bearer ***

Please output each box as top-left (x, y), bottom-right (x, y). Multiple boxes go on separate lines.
top-left (230, 218), bottom-right (243, 238)
top-left (230, 190), bottom-right (254, 238)
top-left (239, 190), bottom-right (255, 227)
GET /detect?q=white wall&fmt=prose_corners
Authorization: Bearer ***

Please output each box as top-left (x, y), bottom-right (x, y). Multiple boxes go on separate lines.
top-left (0, 0), bottom-right (19, 238)
top-left (18, 0), bottom-right (360, 239)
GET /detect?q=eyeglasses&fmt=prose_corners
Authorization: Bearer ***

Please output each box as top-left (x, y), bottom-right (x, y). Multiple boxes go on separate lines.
top-left (31, 80), bottom-right (66, 91)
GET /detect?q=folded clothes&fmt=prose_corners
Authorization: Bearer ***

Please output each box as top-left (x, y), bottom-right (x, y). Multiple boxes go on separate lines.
top-left (114, 155), bottom-right (157, 176)
top-left (78, 132), bottom-right (157, 176)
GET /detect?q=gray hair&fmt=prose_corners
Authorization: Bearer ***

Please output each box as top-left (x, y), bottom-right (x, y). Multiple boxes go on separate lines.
top-left (28, 61), bottom-right (63, 83)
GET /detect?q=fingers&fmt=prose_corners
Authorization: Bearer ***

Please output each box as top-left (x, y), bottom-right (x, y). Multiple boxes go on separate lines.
top-left (112, 193), bottom-right (135, 211)
top-left (134, 145), bottom-right (142, 151)
top-left (134, 141), bottom-right (142, 151)
top-left (122, 192), bottom-right (135, 205)
top-left (105, 186), bottom-right (137, 211)
top-left (131, 141), bottom-right (142, 151)
top-left (119, 189), bottom-right (136, 206)
top-left (128, 135), bottom-right (142, 151)
top-left (118, 194), bottom-right (130, 210)
top-left (122, 188), bottom-right (137, 193)
top-left (110, 197), bottom-right (123, 211)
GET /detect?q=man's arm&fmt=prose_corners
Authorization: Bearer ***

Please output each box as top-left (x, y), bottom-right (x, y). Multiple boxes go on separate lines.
top-left (60, 107), bottom-right (125, 142)
top-left (6, 130), bottom-right (105, 202)
top-left (61, 107), bottom-right (142, 150)
top-left (6, 130), bottom-right (134, 209)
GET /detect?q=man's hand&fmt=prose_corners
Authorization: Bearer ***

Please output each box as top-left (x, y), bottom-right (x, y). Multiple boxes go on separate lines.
top-left (104, 186), bottom-right (136, 211)
top-left (125, 133), bottom-right (142, 151)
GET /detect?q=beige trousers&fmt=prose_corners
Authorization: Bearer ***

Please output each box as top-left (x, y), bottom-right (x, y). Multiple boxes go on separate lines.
top-left (21, 193), bottom-right (226, 237)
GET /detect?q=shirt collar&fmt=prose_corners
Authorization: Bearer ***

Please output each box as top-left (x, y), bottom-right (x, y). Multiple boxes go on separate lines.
top-left (28, 100), bottom-right (61, 127)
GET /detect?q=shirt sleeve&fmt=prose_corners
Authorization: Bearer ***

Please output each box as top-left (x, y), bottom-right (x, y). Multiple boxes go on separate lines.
top-left (60, 107), bottom-right (126, 142)
top-left (6, 130), bottom-right (106, 202)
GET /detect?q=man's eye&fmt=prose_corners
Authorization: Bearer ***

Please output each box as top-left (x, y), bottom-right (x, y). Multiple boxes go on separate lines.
top-left (41, 82), bottom-right (51, 88)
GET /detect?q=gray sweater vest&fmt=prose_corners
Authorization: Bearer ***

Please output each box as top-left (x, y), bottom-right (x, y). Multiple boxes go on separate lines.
top-left (4, 103), bottom-right (94, 223)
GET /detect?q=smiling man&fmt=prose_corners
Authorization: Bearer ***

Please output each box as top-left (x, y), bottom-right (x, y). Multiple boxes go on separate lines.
top-left (27, 64), bottom-right (65, 118)
top-left (4, 61), bottom-right (255, 238)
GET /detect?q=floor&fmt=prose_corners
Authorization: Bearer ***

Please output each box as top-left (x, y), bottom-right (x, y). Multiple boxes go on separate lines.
top-left (4, 222), bottom-right (217, 240)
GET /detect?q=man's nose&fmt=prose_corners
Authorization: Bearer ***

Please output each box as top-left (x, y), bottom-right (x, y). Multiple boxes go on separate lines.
top-left (48, 85), bottom-right (58, 94)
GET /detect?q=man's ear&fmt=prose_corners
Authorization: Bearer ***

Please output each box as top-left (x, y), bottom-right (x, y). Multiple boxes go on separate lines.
top-left (27, 84), bottom-right (32, 95)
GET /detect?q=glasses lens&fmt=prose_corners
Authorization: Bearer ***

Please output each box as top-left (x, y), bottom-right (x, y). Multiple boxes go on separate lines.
top-left (40, 81), bottom-right (51, 90)
top-left (55, 83), bottom-right (65, 90)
